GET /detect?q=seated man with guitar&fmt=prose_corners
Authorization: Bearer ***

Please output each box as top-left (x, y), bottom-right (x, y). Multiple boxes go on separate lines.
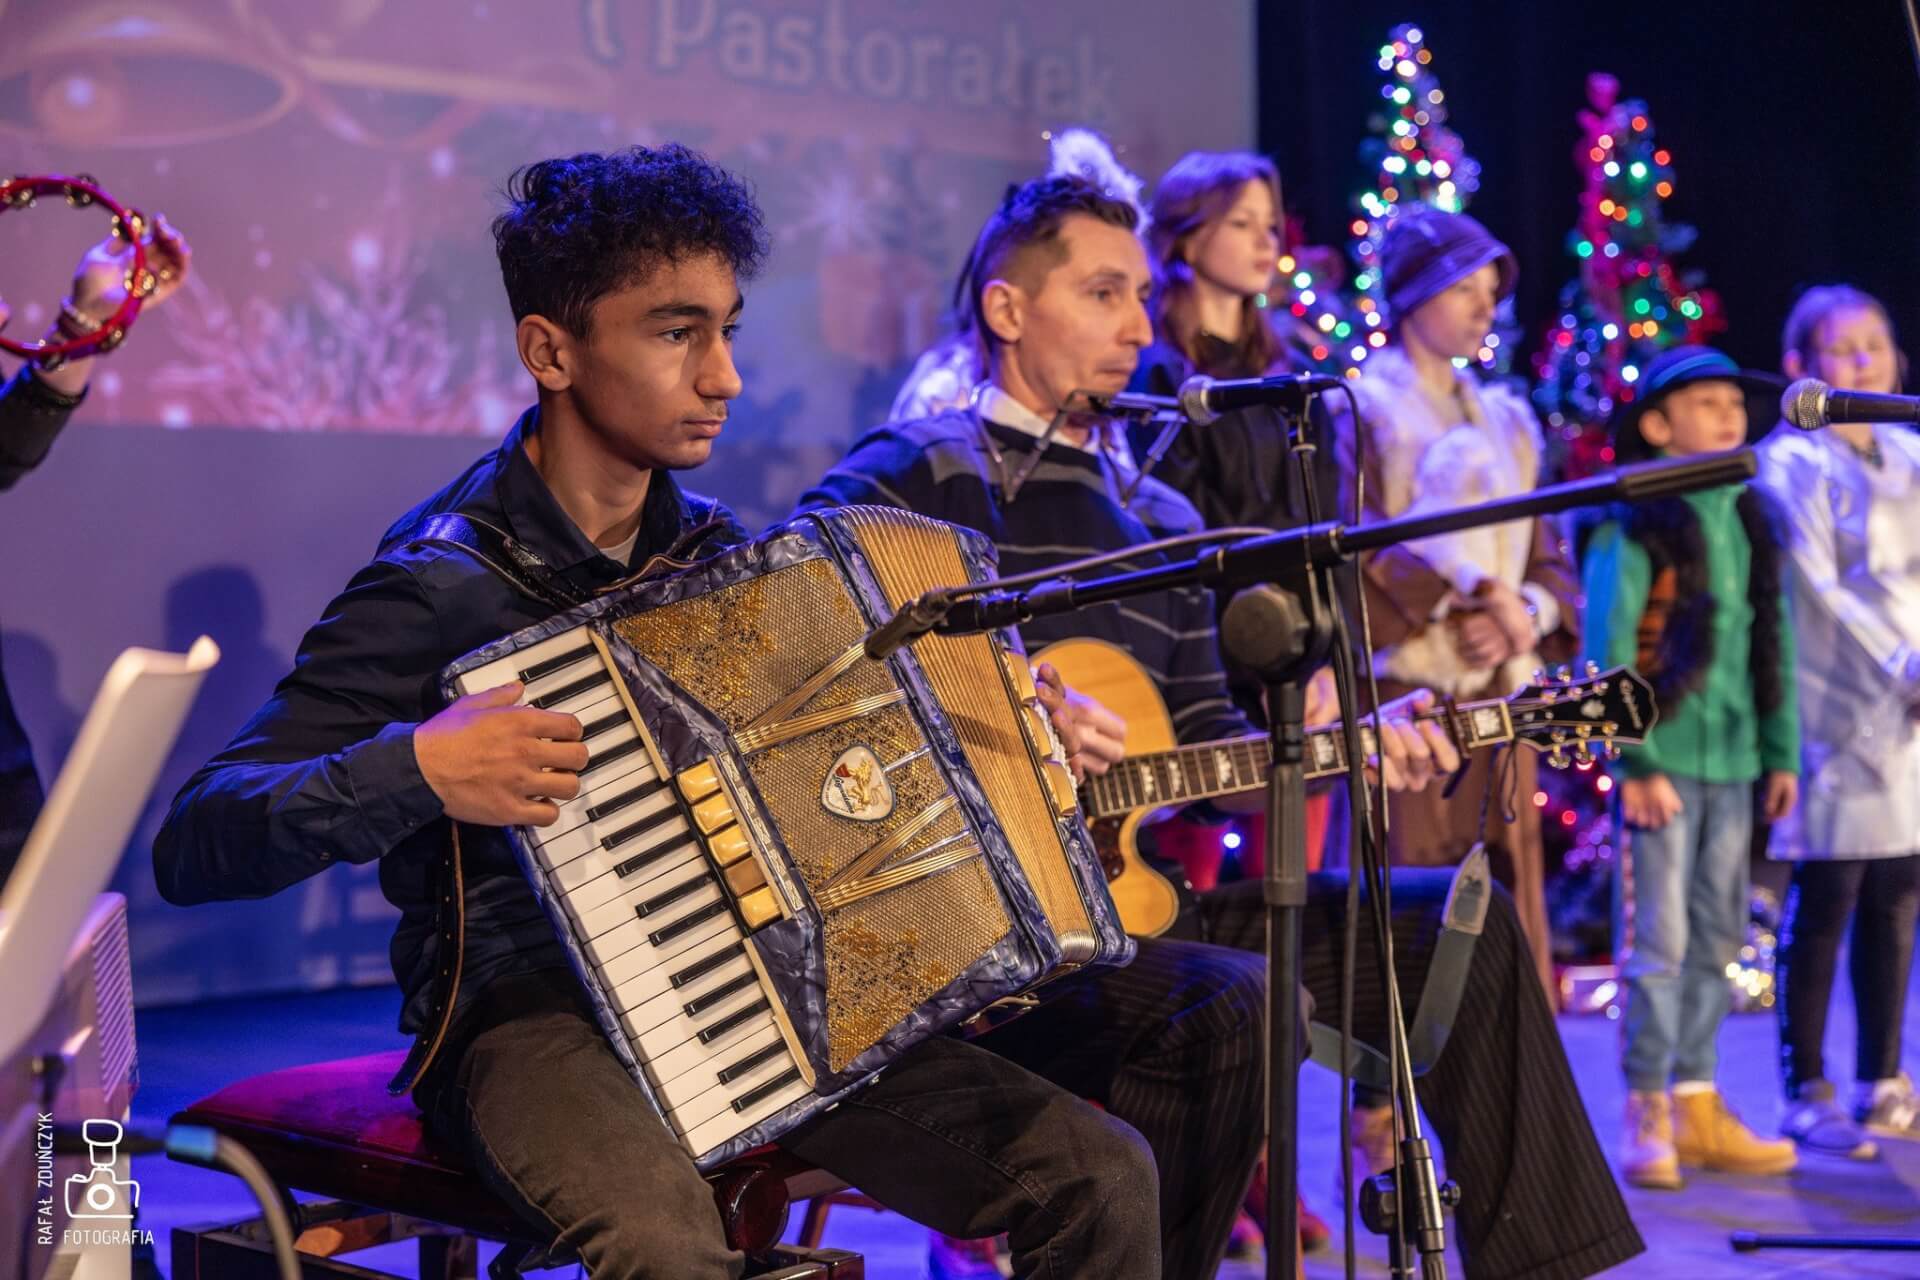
top-left (799, 172), bottom-right (1645, 1279)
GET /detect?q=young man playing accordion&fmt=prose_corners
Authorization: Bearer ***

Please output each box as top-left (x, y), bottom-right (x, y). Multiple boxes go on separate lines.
top-left (154, 146), bottom-right (1200, 1279)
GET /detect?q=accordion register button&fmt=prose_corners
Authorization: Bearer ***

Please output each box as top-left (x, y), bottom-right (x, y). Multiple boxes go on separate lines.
top-left (723, 857), bottom-right (766, 898)
top-left (677, 761), bottom-right (722, 802)
top-left (1042, 759), bottom-right (1079, 817)
top-left (691, 790), bottom-right (736, 835)
top-left (707, 824), bottom-right (752, 866)
top-left (736, 886), bottom-right (781, 930)
top-left (1000, 649), bottom-right (1040, 703)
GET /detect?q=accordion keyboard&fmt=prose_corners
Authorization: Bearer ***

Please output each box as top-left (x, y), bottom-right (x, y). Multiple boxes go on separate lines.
top-left (455, 626), bottom-right (812, 1159)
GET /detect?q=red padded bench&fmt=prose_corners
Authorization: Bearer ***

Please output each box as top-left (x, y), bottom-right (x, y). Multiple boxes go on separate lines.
top-left (167, 1049), bottom-right (862, 1279)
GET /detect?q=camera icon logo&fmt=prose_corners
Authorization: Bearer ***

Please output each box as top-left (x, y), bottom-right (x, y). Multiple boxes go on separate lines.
top-left (64, 1119), bottom-right (140, 1220)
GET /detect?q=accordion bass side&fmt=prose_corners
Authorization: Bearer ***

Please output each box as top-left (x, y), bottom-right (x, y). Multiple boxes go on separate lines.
top-left (442, 505), bottom-right (1133, 1169)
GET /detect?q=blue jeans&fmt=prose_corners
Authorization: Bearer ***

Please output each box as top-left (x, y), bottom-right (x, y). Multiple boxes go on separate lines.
top-left (1615, 775), bottom-right (1752, 1093)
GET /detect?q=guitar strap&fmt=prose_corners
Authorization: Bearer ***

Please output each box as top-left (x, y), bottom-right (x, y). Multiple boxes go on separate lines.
top-left (1307, 843), bottom-right (1491, 1091)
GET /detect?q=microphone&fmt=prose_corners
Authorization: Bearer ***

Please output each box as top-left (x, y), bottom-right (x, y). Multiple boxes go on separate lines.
top-left (863, 593), bottom-right (955, 660)
top-left (1079, 389), bottom-right (1183, 417)
top-left (1781, 378), bottom-right (1920, 431)
top-left (1178, 373), bottom-right (1344, 425)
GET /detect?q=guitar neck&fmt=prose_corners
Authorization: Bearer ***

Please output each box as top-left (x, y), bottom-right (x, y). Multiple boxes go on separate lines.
top-left (1080, 698), bottom-right (1516, 819)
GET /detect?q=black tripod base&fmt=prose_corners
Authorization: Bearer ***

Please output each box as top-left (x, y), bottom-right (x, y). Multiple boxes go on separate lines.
top-left (1730, 1230), bottom-right (1920, 1252)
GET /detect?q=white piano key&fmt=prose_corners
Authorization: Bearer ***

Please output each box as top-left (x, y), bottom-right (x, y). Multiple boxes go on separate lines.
top-left (559, 838), bottom-right (702, 917)
top-left (646, 1001), bottom-right (773, 1086)
top-left (456, 627), bottom-right (596, 695)
top-left (573, 694), bottom-right (630, 738)
top-left (619, 949), bottom-right (754, 1028)
top-left (541, 757), bottom-right (662, 840)
top-left (682, 1073), bottom-right (811, 1159)
top-left (656, 1025), bottom-right (790, 1123)
top-left (673, 1051), bottom-right (801, 1135)
top-left (575, 869), bottom-right (720, 942)
top-left (536, 784), bottom-right (679, 870)
top-left (577, 884), bottom-right (729, 969)
top-left (600, 922), bottom-right (742, 1013)
top-left (593, 909), bottom-right (737, 987)
top-left (579, 722), bottom-right (642, 776)
top-left (543, 817), bottom-right (699, 892)
top-left (630, 979), bottom-right (765, 1065)
top-left (535, 674), bottom-right (621, 719)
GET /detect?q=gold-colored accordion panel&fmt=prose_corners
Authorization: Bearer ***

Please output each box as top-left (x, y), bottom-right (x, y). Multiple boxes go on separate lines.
top-left (612, 508), bottom-right (1101, 1073)
top-left (448, 505), bottom-right (1130, 1166)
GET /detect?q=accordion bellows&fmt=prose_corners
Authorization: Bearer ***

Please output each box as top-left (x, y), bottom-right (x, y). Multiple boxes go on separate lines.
top-left (442, 505), bottom-right (1132, 1169)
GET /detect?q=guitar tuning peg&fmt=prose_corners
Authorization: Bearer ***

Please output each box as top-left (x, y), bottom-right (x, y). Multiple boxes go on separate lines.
top-left (1532, 668), bottom-right (1546, 684)
top-left (1601, 741), bottom-right (1621, 762)
top-left (1547, 749), bottom-right (1571, 770)
top-left (1584, 660), bottom-right (1601, 677)
top-left (1554, 665), bottom-right (1573, 683)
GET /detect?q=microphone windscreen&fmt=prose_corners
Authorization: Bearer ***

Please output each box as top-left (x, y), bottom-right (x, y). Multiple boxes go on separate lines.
top-left (1781, 378), bottom-right (1829, 431)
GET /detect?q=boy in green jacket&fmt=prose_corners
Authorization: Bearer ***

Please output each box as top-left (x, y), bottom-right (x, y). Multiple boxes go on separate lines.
top-left (1581, 345), bottom-right (1801, 1189)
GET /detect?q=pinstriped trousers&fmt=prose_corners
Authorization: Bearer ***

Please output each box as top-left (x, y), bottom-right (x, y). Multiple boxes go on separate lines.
top-left (979, 937), bottom-right (1270, 1280)
top-left (1186, 872), bottom-right (1644, 1280)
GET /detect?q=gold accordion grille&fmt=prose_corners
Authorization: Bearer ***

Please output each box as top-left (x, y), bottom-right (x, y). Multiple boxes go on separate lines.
top-left (613, 551), bottom-right (1013, 1071)
top-left (835, 508), bottom-right (1094, 943)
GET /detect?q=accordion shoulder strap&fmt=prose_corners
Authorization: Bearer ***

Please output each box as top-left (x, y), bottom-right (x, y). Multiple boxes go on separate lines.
top-left (404, 512), bottom-right (589, 612)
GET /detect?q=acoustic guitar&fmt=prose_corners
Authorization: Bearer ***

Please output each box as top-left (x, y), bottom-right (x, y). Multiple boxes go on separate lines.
top-left (1035, 638), bottom-right (1657, 936)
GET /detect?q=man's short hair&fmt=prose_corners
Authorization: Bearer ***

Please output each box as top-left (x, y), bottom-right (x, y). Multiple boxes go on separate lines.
top-left (956, 175), bottom-right (1140, 351)
top-left (493, 144), bottom-right (768, 337)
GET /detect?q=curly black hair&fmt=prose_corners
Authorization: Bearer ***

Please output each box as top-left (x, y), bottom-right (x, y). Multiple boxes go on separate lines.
top-left (492, 144), bottom-right (768, 337)
top-left (956, 174), bottom-right (1139, 351)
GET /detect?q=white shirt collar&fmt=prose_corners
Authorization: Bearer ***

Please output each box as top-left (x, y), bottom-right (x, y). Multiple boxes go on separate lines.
top-left (974, 384), bottom-right (1099, 454)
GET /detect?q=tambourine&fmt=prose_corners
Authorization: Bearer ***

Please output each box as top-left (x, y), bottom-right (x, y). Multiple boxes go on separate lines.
top-left (0, 174), bottom-right (155, 369)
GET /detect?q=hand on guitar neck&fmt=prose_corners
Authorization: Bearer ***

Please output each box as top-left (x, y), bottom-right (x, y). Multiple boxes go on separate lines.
top-left (1034, 638), bottom-right (1658, 935)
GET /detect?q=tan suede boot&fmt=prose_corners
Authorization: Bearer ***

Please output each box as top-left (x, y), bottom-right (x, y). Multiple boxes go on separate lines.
top-left (1622, 1090), bottom-right (1683, 1190)
top-left (1672, 1087), bottom-right (1798, 1176)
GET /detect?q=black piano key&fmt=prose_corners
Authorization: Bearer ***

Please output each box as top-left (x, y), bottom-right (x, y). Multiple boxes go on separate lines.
top-left (614, 834), bottom-right (695, 879)
top-left (581, 711), bottom-right (627, 741)
top-left (519, 644), bottom-right (597, 684)
top-left (603, 803), bottom-right (682, 853)
top-left (634, 875), bottom-right (708, 919)
top-left (683, 971), bottom-right (759, 1018)
top-left (732, 1067), bottom-right (805, 1113)
top-left (716, 1040), bottom-right (788, 1086)
top-left (647, 900), bottom-right (729, 947)
top-left (697, 998), bottom-right (772, 1045)
top-left (614, 834), bottom-right (694, 879)
top-left (583, 737), bottom-right (643, 775)
top-left (531, 670), bottom-right (612, 709)
top-left (671, 942), bottom-right (747, 989)
top-left (586, 776), bottom-right (665, 823)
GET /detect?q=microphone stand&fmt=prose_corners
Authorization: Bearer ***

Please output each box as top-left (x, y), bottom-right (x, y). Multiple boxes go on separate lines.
top-left (872, 447), bottom-right (1756, 1280)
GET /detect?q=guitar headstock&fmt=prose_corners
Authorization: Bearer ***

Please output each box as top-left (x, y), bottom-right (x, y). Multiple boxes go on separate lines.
top-left (1506, 663), bottom-right (1658, 770)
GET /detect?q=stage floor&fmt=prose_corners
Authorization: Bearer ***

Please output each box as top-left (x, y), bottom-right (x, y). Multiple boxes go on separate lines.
top-left (126, 964), bottom-right (1920, 1278)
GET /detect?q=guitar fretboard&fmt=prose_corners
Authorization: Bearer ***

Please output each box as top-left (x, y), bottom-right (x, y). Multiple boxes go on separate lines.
top-left (1081, 700), bottom-right (1514, 820)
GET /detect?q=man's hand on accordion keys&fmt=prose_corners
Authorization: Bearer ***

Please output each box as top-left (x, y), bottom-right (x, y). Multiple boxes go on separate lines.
top-left (415, 682), bottom-right (590, 827)
top-left (1033, 662), bottom-right (1126, 783)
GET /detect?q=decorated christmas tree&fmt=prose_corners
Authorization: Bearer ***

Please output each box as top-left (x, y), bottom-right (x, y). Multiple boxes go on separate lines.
top-left (1267, 24), bottom-right (1512, 375)
top-left (1348, 22), bottom-right (1484, 362)
top-left (1532, 74), bottom-right (1724, 476)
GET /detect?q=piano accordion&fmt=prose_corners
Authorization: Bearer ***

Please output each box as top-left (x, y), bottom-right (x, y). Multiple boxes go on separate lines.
top-left (442, 505), bottom-right (1132, 1169)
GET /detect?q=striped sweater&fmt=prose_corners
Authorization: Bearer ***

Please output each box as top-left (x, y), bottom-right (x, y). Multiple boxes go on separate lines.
top-left (795, 409), bottom-right (1252, 746)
